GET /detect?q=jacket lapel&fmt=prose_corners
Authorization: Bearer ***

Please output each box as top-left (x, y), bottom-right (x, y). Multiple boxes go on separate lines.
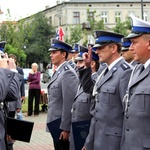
top-left (98, 58), bottom-right (124, 88)
top-left (48, 62), bottom-right (67, 87)
top-left (74, 85), bottom-right (84, 100)
top-left (129, 64), bottom-right (150, 88)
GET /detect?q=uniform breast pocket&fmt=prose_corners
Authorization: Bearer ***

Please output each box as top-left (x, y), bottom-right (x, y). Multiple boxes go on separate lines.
top-left (78, 93), bottom-right (90, 103)
top-left (133, 86), bottom-right (150, 111)
top-left (142, 135), bottom-right (150, 149)
top-left (100, 86), bottom-right (116, 105)
top-left (77, 94), bottom-right (90, 113)
top-left (51, 82), bottom-right (59, 97)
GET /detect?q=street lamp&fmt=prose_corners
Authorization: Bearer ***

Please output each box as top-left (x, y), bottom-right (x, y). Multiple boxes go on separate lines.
top-left (141, 0), bottom-right (144, 19)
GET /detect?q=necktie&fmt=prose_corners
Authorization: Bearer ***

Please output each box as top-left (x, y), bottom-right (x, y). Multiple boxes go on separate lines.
top-left (139, 64), bottom-right (145, 75)
top-left (103, 67), bottom-right (109, 76)
top-left (52, 71), bottom-right (57, 77)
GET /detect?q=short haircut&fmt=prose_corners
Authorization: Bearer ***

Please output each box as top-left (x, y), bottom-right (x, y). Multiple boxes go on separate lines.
top-left (8, 54), bottom-right (17, 61)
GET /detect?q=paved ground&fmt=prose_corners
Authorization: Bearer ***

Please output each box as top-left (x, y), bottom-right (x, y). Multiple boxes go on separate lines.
top-left (13, 112), bottom-right (54, 150)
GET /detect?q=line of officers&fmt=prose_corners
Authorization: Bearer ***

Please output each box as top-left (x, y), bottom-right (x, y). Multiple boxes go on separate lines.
top-left (46, 15), bottom-right (150, 150)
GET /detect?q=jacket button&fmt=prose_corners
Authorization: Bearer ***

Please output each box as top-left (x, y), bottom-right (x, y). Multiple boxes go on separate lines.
top-left (126, 115), bottom-right (129, 119)
top-left (126, 128), bottom-right (129, 131)
top-left (8, 74), bottom-right (11, 78)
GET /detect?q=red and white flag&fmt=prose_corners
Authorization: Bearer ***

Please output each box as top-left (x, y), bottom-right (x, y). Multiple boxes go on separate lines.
top-left (56, 27), bottom-right (65, 41)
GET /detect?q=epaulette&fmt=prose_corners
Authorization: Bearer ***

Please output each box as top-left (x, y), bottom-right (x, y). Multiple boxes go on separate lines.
top-left (121, 62), bottom-right (130, 70)
top-left (64, 65), bottom-right (69, 71)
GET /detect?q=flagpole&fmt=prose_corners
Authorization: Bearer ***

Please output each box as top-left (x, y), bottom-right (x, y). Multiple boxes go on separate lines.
top-left (141, 0), bottom-right (144, 19)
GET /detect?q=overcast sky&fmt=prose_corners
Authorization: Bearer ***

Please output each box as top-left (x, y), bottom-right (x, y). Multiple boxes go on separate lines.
top-left (1, 0), bottom-right (58, 21)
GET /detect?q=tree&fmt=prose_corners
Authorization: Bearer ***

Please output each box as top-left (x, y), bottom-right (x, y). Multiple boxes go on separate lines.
top-left (112, 17), bottom-right (132, 36)
top-left (23, 12), bottom-right (55, 67)
top-left (65, 25), bottom-right (83, 45)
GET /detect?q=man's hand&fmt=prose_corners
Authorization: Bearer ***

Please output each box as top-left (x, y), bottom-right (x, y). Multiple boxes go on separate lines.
top-left (82, 46), bottom-right (92, 68)
top-left (21, 96), bottom-right (25, 101)
top-left (82, 146), bottom-right (86, 150)
top-left (82, 147), bottom-right (86, 150)
top-left (7, 58), bottom-right (17, 70)
top-left (16, 108), bottom-right (21, 113)
top-left (0, 53), bottom-right (9, 68)
top-left (59, 130), bottom-right (70, 141)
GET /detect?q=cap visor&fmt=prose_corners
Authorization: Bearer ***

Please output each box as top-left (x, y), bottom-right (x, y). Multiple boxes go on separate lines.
top-left (121, 47), bottom-right (129, 51)
top-left (75, 57), bottom-right (83, 61)
top-left (48, 48), bottom-right (58, 51)
top-left (126, 33), bottom-right (142, 39)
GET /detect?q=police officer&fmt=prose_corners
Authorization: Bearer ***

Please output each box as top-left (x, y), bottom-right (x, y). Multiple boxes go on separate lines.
top-left (80, 30), bottom-right (132, 150)
top-left (46, 39), bottom-right (79, 150)
top-left (121, 16), bottom-right (150, 150)
top-left (70, 45), bottom-right (99, 150)
top-left (121, 37), bottom-right (138, 66)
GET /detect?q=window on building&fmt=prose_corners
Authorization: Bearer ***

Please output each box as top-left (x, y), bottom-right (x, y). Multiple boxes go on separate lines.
top-left (49, 16), bottom-right (52, 25)
top-left (101, 12), bottom-right (108, 23)
top-left (143, 11), bottom-right (148, 21)
top-left (88, 12), bottom-right (94, 21)
top-left (128, 11), bottom-right (135, 17)
top-left (115, 12), bottom-right (121, 22)
top-left (73, 12), bottom-right (80, 24)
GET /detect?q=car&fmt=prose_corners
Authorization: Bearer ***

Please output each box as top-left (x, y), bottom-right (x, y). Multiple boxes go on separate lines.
top-left (42, 69), bottom-right (53, 83)
top-left (23, 68), bottom-right (31, 83)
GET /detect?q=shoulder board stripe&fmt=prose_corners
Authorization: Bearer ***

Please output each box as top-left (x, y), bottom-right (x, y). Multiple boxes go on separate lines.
top-left (121, 63), bottom-right (130, 70)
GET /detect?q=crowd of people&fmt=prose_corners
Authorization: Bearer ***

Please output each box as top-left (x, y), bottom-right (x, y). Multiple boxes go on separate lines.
top-left (46, 15), bottom-right (150, 150)
top-left (1, 14), bottom-right (150, 150)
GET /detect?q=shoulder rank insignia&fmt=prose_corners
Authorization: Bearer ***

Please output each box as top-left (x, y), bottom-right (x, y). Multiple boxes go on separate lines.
top-left (121, 63), bottom-right (130, 70)
top-left (64, 65), bottom-right (69, 71)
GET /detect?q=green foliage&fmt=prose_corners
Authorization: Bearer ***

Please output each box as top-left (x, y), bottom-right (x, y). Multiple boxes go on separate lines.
top-left (87, 8), bottom-right (97, 31)
top-left (112, 17), bottom-right (132, 36)
top-left (66, 25), bottom-right (83, 45)
top-left (24, 12), bottom-right (55, 66)
top-left (94, 20), bottom-right (106, 30)
top-left (0, 10), bottom-right (55, 68)
top-left (5, 44), bottom-right (26, 67)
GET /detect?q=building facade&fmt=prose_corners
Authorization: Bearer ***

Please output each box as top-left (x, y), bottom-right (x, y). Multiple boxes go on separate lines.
top-left (43, 0), bottom-right (150, 29)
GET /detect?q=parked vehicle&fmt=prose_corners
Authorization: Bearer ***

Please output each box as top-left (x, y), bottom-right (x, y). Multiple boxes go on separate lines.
top-left (23, 68), bottom-right (31, 83)
top-left (42, 69), bottom-right (53, 83)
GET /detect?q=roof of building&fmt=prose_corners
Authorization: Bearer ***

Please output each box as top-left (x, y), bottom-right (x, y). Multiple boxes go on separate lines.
top-left (69, 0), bottom-right (150, 2)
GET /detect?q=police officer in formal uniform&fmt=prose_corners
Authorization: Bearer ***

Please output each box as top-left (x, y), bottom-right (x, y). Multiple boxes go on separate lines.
top-left (72, 43), bottom-right (80, 61)
top-left (80, 31), bottom-right (132, 150)
top-left (121, 37), bottom-right (138, 66)
top-left (46, 39), bottom-right (79, 150)
top-left (67, 43), bottom-right (79, 72)
top-left (0, 41), bottom-right (22, 150)
top-left (70, 45), bottom-right (99, 150)
top-left (121, 16), bottom-right (150, 150)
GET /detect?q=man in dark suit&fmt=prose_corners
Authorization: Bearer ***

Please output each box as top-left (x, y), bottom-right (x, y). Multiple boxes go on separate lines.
top-left (8, 54), bottom-right (25, 119)
top-left (46, 39), bottom-right (79, 150)
top-left (0, 41), bottom-right (22, 150)
top-left (80, 31), bottom-right (132, 150)
top-left (121, 16), bottom-right (150, 150)
top-left (7, 54), bottom-right (25, 150)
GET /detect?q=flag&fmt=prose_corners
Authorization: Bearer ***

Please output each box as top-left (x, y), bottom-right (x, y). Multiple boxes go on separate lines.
top-left (56, 27), bottom-right (65, 41)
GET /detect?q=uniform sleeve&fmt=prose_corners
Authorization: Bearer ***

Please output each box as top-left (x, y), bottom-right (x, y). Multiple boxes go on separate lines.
top-left (79, 67), bottom-right (94, 93)
top-left (60, 70), bottom-right (78, 131)
top-left (0, 69), bottom-right (22, 102)
top-left (119, 68), bottom-right (132, 107)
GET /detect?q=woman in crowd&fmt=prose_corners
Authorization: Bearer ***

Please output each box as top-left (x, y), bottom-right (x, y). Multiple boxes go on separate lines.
top-left (27, 63), bottom-right (41, 116)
